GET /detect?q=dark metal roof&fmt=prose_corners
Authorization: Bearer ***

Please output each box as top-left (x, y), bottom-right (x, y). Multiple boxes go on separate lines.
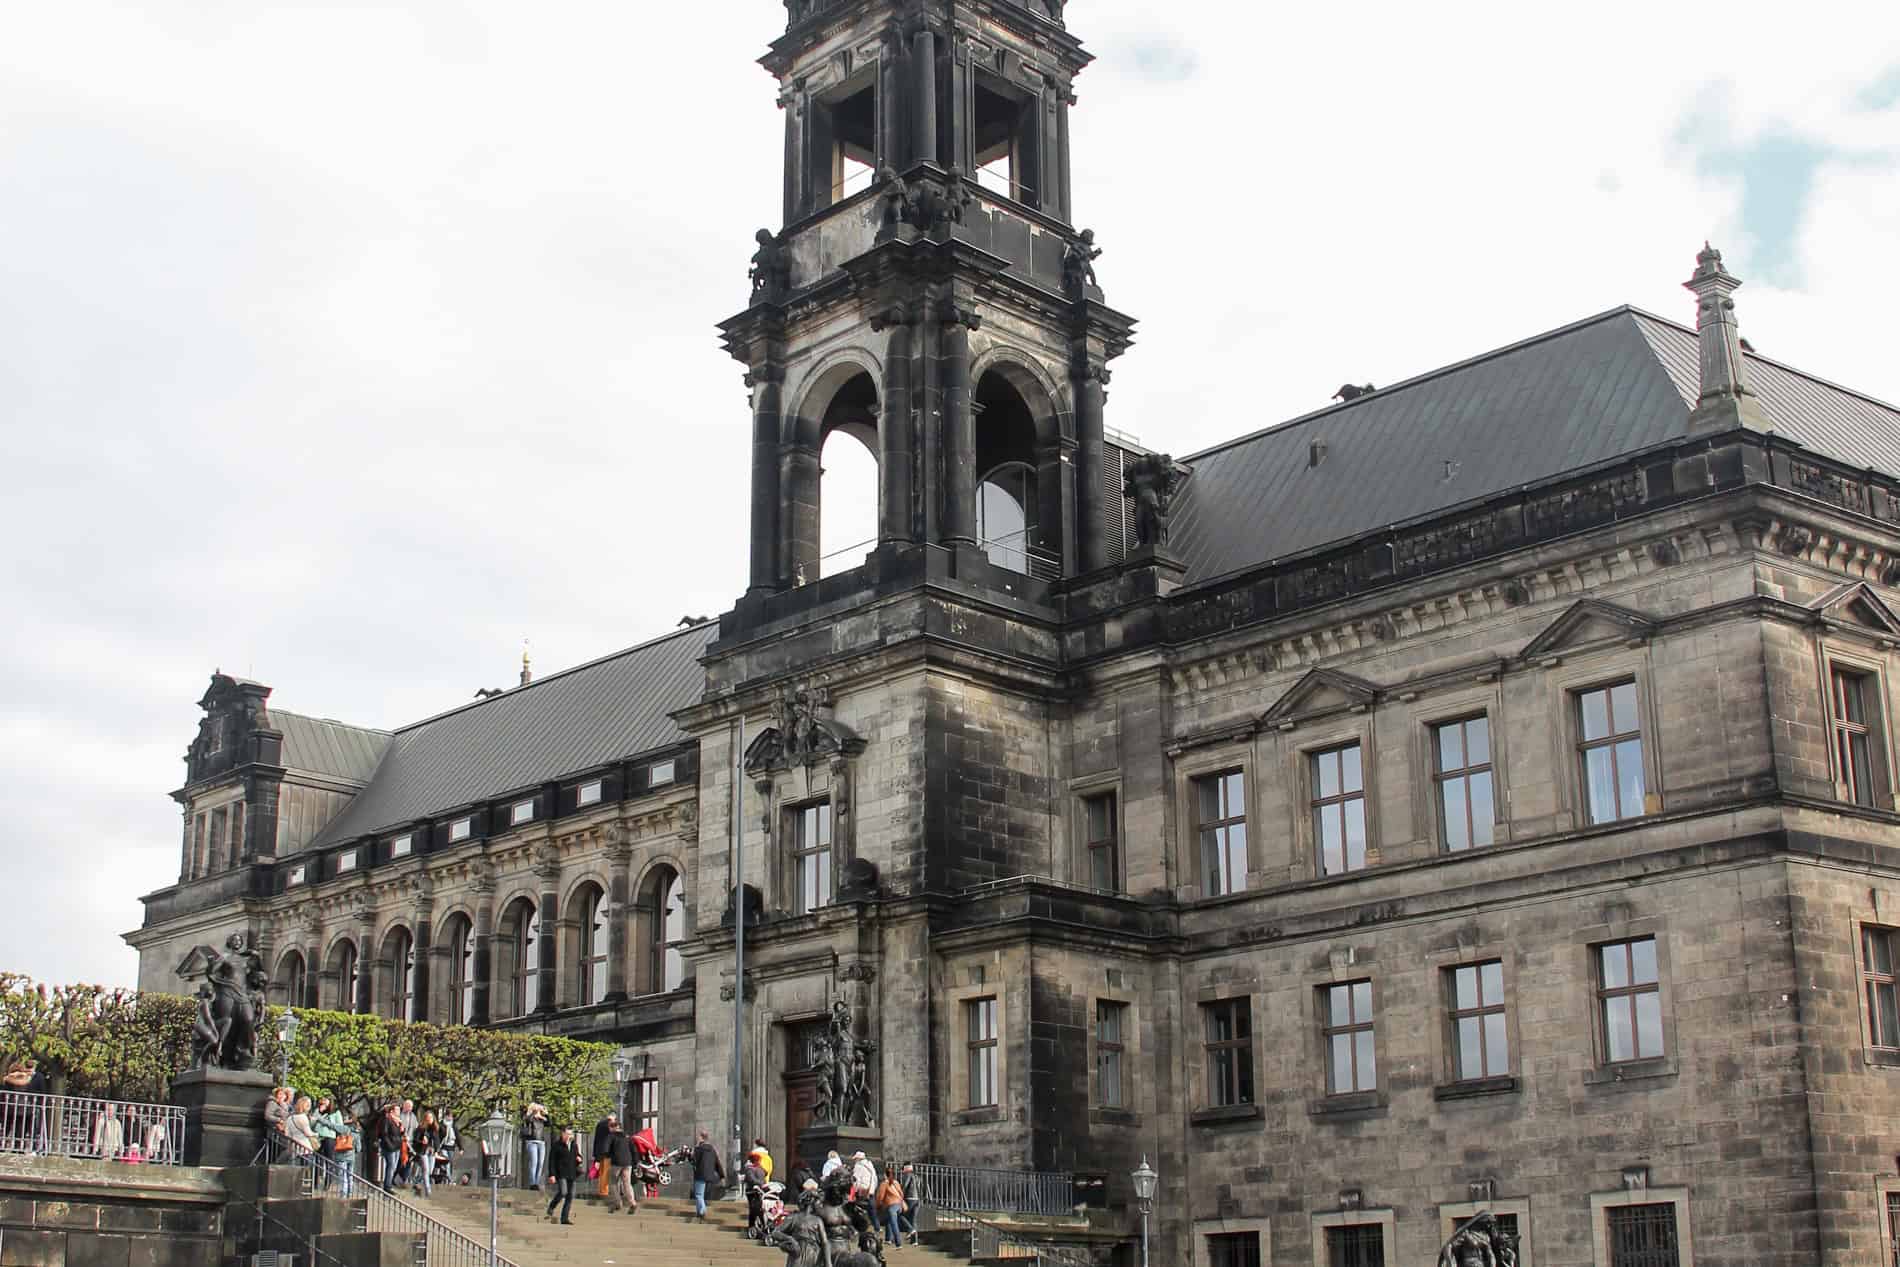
top-left (310, 623), bottom-right (714, 846)
top-left (271, 711), bottom-right (389, 784)
top-left (1168, 307), bottom-right (1900, 585)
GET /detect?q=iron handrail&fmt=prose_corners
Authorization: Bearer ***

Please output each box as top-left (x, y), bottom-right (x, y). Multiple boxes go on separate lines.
top-left (913, 1161), bottom-right (1076, 1217)
top-left (260, 1131), bottom-right (522, 1267)
top-left (929, 1203), bottom-right (1093, 1266)
top-left (0, 1089), bottom-right (184, 1165)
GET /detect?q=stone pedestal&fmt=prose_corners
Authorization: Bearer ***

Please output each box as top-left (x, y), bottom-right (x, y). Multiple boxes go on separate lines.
top-left (796, 1122), bottom-right (885, 1176)
top-left (171, 1066), bottom-right (274, 1168)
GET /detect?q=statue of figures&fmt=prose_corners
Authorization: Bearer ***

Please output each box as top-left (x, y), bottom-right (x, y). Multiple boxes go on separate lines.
top-left (819, 1169), bottom-right (884, 1266)
top-left (767, 1185), bottom-right (830, 1267)
top-left (1437, 1212), bottom-right (1516, 1267)
top-left (1123, 452), bottom-right (1178, 549)
top-left (844, 1043), bottom-right (875, 1128)
top-left (810, 1034), bottom-right (836, 1124)
top-left (877, 166), bottom-right (917, 230)
top-left (1062, 228), bottom-right (1102, 293)
top-left (186, 932), bottom-right (267, 1071)
top-left (750, 230), bottom-right (790, 302)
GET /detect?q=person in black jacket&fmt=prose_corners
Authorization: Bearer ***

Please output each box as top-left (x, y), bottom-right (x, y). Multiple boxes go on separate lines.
top-left (374, 1104), bottom-right (405, 1193)
top-left (590, 1114), bottom-right (617, 1199)
top-left (606, 1126), bottom-right (638, 1213)
top-left (690, 1129), bottom-right (725, 1219)
top-left (543, 1126), bottom-right (583, 1225)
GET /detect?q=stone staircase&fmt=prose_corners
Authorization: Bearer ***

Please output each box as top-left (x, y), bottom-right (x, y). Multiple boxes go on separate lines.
top-left (422, 1183), bottom-right (967, 1267)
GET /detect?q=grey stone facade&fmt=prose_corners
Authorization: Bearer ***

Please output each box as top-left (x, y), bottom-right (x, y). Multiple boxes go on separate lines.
top-left (125, 4), bottom-right (1900, 1266)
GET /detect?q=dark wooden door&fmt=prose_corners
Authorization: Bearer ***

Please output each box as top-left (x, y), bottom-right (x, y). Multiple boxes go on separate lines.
top-left (783, 1071), bottom-right (820, 1161)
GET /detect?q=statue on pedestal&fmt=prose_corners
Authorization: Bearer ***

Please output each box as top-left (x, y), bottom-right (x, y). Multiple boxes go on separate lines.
top-left (186, 933), bottom-right (268, 1072)
top-left (814, 999), bottom-right (877, 1129)
top-left (1123, 452), bottom-right (1178, 549)
top-left (1436, 1212), bottom-right (1518, 1267)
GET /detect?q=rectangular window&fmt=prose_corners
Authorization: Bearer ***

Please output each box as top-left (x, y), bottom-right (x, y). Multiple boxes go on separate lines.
top-left (1096, 1001), bottom-right (1126, 1109)
top-left (1206, 1231), bottom-right (1262, 1267)
top-left (1083, 792), bottom-right (1119, 891)
top-left (1434, 716), bottom-right (1495, 851)
top-left (1326, 1224), bottom-right (1386, 1267)
top-left (648, 759), bottom-right (676, 788)
top-left (630, 1078), bottom-right (660, 1140)
top-left (1606, 1202), bottom-right (1680, 1267)
top-left (1864, 925), bottom-right (1900, 1050)
top-left (966, 997), bottom-right (998, 1108)
top-left (287, 864), bottom-right (306, 887)
top-left (210, 807), bottom-right (228, 870)
top-left (335, 849), bottom-right (357, 874)
top-left (228, 801), bottom-right (246, 864)
top-left (1887, 1192), bottom-right (1900, 1267)
top-left (577, 779), bottom-right (604, 808)
top-left (1202, 999), bottom-right (1253, 1108)
top-left (1597, 937), bottom-right (1664, 1062)
top-left (1195, 771), bottom-right (1248, 896)
top-left (1322, 980), bottom-right (1377, 1093)
top-left (510, 799), bottom-right (534, 826)
top-left (389, 833), bottom-right (413, 859)
top-left (448, 817), bottom-right (473, 843)
top-left (1831, 666), bottom-right (1886, 807)
top-left (793, 802), bottom-right (833, 915)
top-left (1447, 961), bottom-right (1509, 1080)
top-left (1579, 681), bottom-right (1646, 824)
top-left (1311, 744), bottom-right (1368, 875)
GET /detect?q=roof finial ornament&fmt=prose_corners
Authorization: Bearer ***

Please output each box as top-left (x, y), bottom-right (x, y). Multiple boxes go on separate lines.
top-left (1682, 240), bottom-right (1771, 435)
top-left (520, 638), bottom-right (532, 687)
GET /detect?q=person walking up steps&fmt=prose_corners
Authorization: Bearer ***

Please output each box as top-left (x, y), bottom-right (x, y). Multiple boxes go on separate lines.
top-left (690, 1128), bottom-right (725, 1219)
top-left (544, 1126), bottom-right (582, 1225)
top-left (607, 1123), bottom-right (638, 1214)
top-left (591, 1113), bottom-right (617, 1199)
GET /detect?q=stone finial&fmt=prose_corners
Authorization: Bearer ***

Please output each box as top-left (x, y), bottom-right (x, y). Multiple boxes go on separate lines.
top-left (520, 640), bottom-right (532, 686)
top-left (1682, 241), bottom-right (1771, 434)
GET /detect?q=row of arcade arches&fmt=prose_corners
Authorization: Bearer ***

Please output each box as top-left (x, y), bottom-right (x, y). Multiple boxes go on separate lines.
top-left (273, 868), bottom-right (686, 1023)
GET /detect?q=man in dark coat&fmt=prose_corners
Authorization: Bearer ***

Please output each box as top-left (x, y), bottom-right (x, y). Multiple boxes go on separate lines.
top-left (591, 1113), bottom-right (618, 1199)
top-left (606, 1124), bottom-right (638, 1213)
top-left (690, 1128), bottom-right (726, 1219)
top-left (543, 1126), bottom-right (584, 1225)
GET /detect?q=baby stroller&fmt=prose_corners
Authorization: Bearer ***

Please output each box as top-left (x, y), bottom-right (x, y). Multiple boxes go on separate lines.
top-left (629, 1127), bottom-right (669, 1196)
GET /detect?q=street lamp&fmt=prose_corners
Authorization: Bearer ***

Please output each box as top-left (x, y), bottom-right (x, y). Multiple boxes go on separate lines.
top-left (610, 1053), bottom-right (634, 1124)
top-left (1131, 1156), bottom-right (1158, 1267)
top-left (275, 1009), bottom-right (300, 1088)
top-left (476, 1108), bottom-right (518, 1267)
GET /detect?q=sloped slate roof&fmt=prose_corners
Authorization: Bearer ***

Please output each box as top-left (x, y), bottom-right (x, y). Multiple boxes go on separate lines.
top-left (272, 711), bottom-right (389, 784)
top-left (1167, 307), bottom-right (1900, 585)
top-left (310, 623), bottom-right (714, 846)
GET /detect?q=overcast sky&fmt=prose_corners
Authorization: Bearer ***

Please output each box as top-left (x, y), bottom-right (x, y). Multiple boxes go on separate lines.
top-left (2, 2), bottom-right (1896, 990)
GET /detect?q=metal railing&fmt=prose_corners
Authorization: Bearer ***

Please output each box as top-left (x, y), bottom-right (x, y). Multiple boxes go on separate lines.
top-left (261, 1132), bottom-right (521, 1267)
top-left (0, 1090), bottom-right (184, 1165)
top-left (913, 1163), bottom-right (1075, 1217)
top-left (930, 1204), bottom-right (1094, 1266)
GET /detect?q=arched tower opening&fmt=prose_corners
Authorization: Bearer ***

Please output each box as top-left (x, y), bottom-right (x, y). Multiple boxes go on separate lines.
top-left (974, 366), bottom-right (1061, 576)
top-left (786, 366), bottom-right (880, 584)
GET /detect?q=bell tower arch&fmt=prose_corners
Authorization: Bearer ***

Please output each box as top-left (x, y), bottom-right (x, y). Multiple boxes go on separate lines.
top-left (722, 0), bottom-right (1135, 595)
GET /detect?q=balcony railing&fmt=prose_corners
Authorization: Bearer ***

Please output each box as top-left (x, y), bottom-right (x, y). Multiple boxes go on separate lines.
top-left (260, 1131), bottom-right (521, 1267)
top-left (0, 1090), bottom-right (184, 1165)
top-left (913, 1162), bottom-right (1076, 1217)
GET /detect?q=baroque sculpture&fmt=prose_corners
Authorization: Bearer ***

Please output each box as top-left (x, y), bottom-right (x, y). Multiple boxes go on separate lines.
top-left (811, 998), bottom-right (877, 1128)
top-left (751, 229), bottom-right (790, 302)
top-left (1123, 451), bottom-right (1178, 548)
top-left (186, 932), bottom-right (270, 1071)
top-left (1435, 1212), bottom-right (1519, 1267)
top-left (1062, 228), bottom-right (1101, 293)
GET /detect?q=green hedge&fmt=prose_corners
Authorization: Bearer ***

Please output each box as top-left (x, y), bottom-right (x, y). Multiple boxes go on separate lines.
top-left (0, 974), bottom-right (615, 1127)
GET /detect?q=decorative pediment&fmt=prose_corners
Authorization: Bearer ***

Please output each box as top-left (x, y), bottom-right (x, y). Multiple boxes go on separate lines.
top-left (1519, 599), bottom-right (1656, 661)
top-left (743, 682), bottom-right (866, 774)
top-left (1808, 581), bottom-right (1900, 636)
top-left (1262, 668), bottom-right (1382, 730)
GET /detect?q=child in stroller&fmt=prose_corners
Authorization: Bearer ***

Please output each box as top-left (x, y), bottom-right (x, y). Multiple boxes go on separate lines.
top-left (628, 1127), bottom-right (671, 1197)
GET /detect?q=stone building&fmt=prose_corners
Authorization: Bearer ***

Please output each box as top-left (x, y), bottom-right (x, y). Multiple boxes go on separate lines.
top-left (126, 3), bottom-right (1900, 1265)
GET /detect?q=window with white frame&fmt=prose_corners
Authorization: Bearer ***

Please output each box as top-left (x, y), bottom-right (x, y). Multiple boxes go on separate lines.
top-left (390, 833), bottom-right (413, 859)
top-left (287, 864), bottom-right (306, 887)
top-left (792, 802), bottom-right (833, 915)
top-left (1322, 980), bottom-right (1377, 1094)
top-left (1433, 715), bottom-right (1495, 851)
top-left (510, 799), bottom-right (534, 826)
top-left (1202, 998), bottom-right (1253, 1107)
top-left (1194, 770), bottom-right (1247, 896)
top-left (449, 817), bottom-right (473, 843)
top-left (577, 779), bottom-right (604, 808)
top-left (648, 759), bottom-right (676, 787)
top-left (335, 849), bottom-right (358, 874)
top-left (1083, 791), bottom-right (1119, 892)
top-left (1863, 925), bottom-right (1900, 1052)
top-left (966, 997), bottom-right (998, 1108)
top-left (1311, 743), bottom-right (1368, 876)
top-left (1096, 1001), bottom-right (1126, 1109)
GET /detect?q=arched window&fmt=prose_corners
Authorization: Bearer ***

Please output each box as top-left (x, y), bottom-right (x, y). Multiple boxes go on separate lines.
top-left (977, 462), bottom-right (1038, 574)
top-left (328, 940), bottom-right (360, 1013)
top-left (501, 897), bottom-right (539, 1017)
top-left (443, 914), bottom-right (475, 1025)
top-left (819, 426), bottom-right (879, 579)
top-left (276, 950), bottom-right (306, 1008)
top-left (660, 872), bottom-right (686, 993)
top-left (576, 885), bottom-right (609, 1007)
top-left (383, 926), bottom-right (416, 1022)
top-left (636, 868), bottom-right (687, 996)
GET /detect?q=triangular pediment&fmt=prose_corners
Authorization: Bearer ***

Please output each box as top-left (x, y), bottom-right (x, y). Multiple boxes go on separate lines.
top-left (1262, 668), bottom-right (1382, 729)
top-left (1520, 599), bottom-right (1656, 660)
top-left (174, 945), bottom-right (213, 981)
top-left (1809, 582), bottom-right (1900, 635)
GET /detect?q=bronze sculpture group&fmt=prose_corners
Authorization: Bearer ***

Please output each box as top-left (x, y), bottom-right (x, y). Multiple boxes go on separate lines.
top-left (769, 1169), bottom-right (887, 1267)
top-left (809, 1000), bottom-right (876, 1128)
top-left (1436, 1211), bottom-right (1519, 1267)
top-left (187, 933), bottom-right (270, 1072)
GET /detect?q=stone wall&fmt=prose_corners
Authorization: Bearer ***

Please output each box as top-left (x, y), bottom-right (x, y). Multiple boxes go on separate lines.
top-left (0, 1155), bottom-right (225, 1267)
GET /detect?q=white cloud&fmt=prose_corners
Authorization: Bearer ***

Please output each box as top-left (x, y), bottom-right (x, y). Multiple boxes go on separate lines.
top-left (1, 0), bottom-right (1896, 987)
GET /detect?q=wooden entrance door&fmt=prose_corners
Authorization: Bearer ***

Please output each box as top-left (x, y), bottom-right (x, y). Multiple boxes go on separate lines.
top-left (784, 1071), bottom-right (820, 1162)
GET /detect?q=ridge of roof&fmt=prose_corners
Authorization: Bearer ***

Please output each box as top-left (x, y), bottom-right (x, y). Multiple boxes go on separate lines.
top-left (387, 621), bottom-right (716, 738)
top-left (1625, 306), bottom-right (1900, 417)
top-left (1178, 306), bottom-right (1649, 466)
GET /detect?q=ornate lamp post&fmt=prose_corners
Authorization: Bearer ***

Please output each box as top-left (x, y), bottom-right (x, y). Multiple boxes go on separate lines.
top-left (275, 1009), bottom-right (300, 1088)
top-left (1131, 1156), bottom-right (1158, 1267)
top-left (610, 1053), bottom-right (635, 1124)
top-left (477, 1108), bottom-right (518, 1267)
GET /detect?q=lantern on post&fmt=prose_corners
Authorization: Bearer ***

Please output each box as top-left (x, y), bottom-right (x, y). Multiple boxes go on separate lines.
top-left (275, 1009), bottom-right (300, 1087)
top-left (1131, 1156), bottom-right (1158, 1267)
top-left (477, 1108), bottom-right (519, 1267)
top-left (610, 1052), bottom-right (635, 1123)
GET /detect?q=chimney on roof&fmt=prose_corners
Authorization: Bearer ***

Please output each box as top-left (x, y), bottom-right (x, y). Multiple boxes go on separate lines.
top-left (519, 640), bottom-right (533, 687)
top-left (1683, 242), bottom-right (1771, 435)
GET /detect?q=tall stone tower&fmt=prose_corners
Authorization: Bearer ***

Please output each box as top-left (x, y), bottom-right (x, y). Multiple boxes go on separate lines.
top-left (689, 0), bottom-right (1152, 1182)
top-left (720, 0), bottom-right (1135, 592)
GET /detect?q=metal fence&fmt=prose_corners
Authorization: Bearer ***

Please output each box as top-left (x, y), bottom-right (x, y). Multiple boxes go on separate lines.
top-left (260, 1132), bottom-right (520, 1267)
top-left (913, 1162), bottom-right (1076, 1217)
top-left (0, 1090), bottom-right (185, 1165)
top-left (930, 1204), bottom-right (1094, 1267)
